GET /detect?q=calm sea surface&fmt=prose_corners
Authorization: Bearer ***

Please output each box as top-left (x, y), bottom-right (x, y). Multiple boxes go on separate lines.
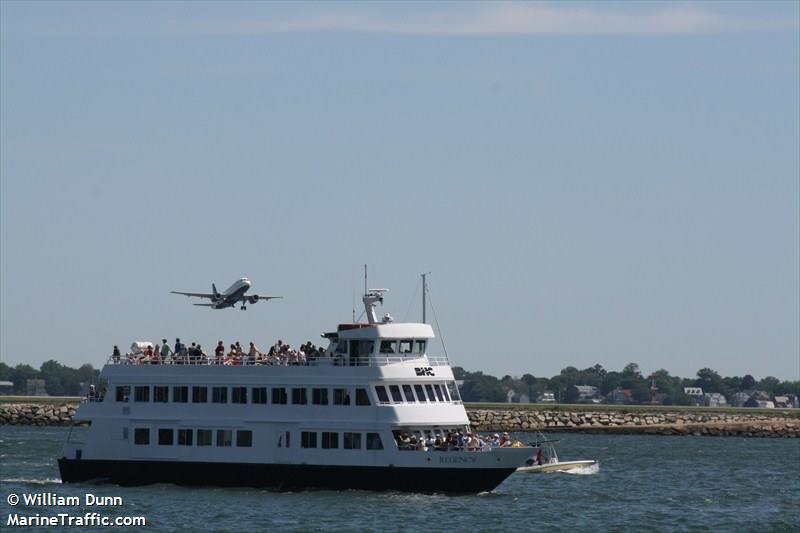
top-left (1, 426), bottom-right (798, 532)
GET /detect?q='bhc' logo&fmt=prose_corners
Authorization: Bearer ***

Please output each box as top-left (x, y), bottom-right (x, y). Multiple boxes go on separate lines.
top-left (414, 367), bottom-right (434, 376)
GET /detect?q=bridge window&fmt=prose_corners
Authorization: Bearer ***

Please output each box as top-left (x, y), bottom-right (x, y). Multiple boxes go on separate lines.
top-left (212, 387), bottom-right (228, 404)
top-left (402, 385), bottom-right (416, 402)
top-left (173, 386), bottom-right (189, 403)
top-left (134, 386), bottom-right (149, 402)
top-left (197, 429), bottom-right (212, 446)
top-left (333, 388), bottom-right (350, 405)
top-left (158, 428), bottom-right (173, 446)
top-left (115, 386), bottom-right (130, 403)
top-left (344, 432), bottom-right (361, 449)
top-left (425, 385), bottom-right (437, 402)
top-left (366, 432), bottom-right (383, 450)
top-left (379, 340), bottom-right (397, 354)
top-left (414, 340), bottom-right (426, 354)
top-left (440, 384), bottom-right (451, 401)
top-left (272, 387), bottom-right (287, 405)
top-left (236, 430), bottom-right (252, 447)
top-left (232, 387), bottom-right (247, 404)
top-left (216, 430), bottom-right (232, 447)
top-left (375, 386), bottom-right (390, 403)
top-left (312, 388), bottom-right (328, 405)
top-left (134, 428), bottom-right (149, 445)
top-left (389, 385), bottom-right (403, 402)
top-left (252, 387), bottom-right (267, 404)
top-left (321, 432), bottom-right (338, 449)
top-left (433, 384), bottom-right (445, 402)
top-left (336, 341), bottom-right (348, 355)
top-left (178, 429), bottom-right (193, 446)
top-left (355, 388), bottom-right (371, 406)
top-left (399, 340), bottom-right (413, 354)
top-left (292, 388), bottom-right (307, 405)
top-left (154, 386), bottom-right (169, 403)
top-left (414, 384), bottom-right (427, 401)
top-left (301, 431), bottom-right (317, 448)
top-left (192, 386), bottom-right (207, 403)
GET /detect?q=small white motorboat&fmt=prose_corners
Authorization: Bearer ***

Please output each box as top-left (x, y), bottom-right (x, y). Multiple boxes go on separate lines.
top-left (516, 436), bottom-right (597, 474)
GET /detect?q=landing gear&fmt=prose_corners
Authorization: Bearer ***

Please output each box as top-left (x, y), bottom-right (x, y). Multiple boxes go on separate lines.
top-left (241, 305), bottom-right (247, 311)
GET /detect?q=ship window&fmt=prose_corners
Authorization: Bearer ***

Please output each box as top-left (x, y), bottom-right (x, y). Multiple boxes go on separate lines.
top-left (414, 384), bottom-right (427, 401)
top-left (358, 340), bottom-right (375, 355)
top-left (425, 385), bottom-right (437, 402)
top-left (216, 429), bottom-right (232, 447)
top-left (154, 386), bottom-right (169, 403)
top-left (173, 386), bottom-right (189, 403)
top-left (197, 429), bottom-right (212, 446)
top-left (375, 386), bottom-right (389, 403)
top-left (336, 341), bottom-right (348, 354)
top-left (232, 387), bottom-right (247, 404)
top-left (333, 388), bottom-right (350, 405)
top-left (414, 340), bottom-right (426, 354)
top-left (252, 387), bottom-right (267, 404)
top-left (192, 386), bottom-right (207, 403)
top-left (344, 432), bottom-right (362, 449)
top-left (389, 385), bottom-right (403, 402)
top-left (134, 428), bottom-right (149, 445)
top-left (433, 384), bottom-right (445, 402)
top-left (301, 431), bottom-right (317, 448)
top-left (236, 430), bottom-right (252, 447)
top-left (321, 432), bottom-right (338, 449)
top-left (272, 387), bottom-right (287, 405)
top-left (402, 385), bottom-right (416, 402)
top-left (178, 429), bottom-right (193, 446)
top-left (446, 381), bottom-right (459, 402)
top-left (158, 428), bottom-right (173, 446)
top-left (440, 384), bottom-right (451, 401)
top-left (212, 387), bottom-right (228, 403)
top-left (312, 388), bottom-right (328, 405)
top-left (379, 340), bottom-right (397, 354)
top-left (134, 386), bottom-right (149, 402)
top-left (366, 433), bottom-right (383, 450)
top-left (355, 388), bottom-right (371, 406)
top-left (285, 431), bottom-right (291, 448)
top-left (399, 340), bottom-right (413, 354)
top-left (115, 386), bottom-right (130, 403)
top-left (122, 427), bottom-right (129, 440)
top-left (292, 388), bottom-right (307, 405)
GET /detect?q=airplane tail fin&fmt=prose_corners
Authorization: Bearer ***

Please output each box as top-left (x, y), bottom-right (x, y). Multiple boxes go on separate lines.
top-left (212, 283), bottom-right (219, 297)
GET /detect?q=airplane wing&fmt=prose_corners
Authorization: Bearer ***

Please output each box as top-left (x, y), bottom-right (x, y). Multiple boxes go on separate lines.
top-left (171, 291), bottom-right (216, 299)
top-left (192, 303), bottom-right (217, 307)
top-left (245, 295), bottom-right (283, 303)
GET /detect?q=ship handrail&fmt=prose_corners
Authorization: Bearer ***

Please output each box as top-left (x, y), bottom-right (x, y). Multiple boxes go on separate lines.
top-left (105, 355), bottom-right (451, 367)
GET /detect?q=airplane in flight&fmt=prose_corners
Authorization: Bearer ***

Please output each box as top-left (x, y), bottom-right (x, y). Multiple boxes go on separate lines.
top-left (171, 277), bottom-right (281, 310)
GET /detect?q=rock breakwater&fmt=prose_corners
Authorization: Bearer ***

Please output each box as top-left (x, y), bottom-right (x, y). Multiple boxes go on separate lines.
top-left (0, 403), bottom-right (80, 426)
top-left (467, 408), bottom-right (799, 438)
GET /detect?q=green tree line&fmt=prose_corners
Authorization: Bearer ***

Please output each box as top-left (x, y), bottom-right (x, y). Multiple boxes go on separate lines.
top-left (453, 363), bottom-right (800, 405)
top-left (0, 360), bottom-right (100, 396)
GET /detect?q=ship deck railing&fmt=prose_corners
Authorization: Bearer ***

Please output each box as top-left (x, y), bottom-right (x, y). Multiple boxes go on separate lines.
top-left (105, 355), bottom-right (451, 368)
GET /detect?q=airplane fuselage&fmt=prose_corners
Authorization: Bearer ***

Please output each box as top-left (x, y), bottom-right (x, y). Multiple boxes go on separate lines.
top-left (213, 278), bottom-right (252, 309)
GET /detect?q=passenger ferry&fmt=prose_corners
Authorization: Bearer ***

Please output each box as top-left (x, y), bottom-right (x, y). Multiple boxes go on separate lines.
top-left (59, 289), bottom-right (534, 493)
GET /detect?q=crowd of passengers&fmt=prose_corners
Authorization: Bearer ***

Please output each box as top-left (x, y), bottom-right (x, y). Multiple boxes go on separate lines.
top-left (393, 430), bottom-right (525, 451)
top-left (112, 338), bottom-right (326, 366)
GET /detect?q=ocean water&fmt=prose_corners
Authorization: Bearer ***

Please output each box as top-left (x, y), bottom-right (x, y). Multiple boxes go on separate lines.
top-left (1, 426), bottom-right (798, 532)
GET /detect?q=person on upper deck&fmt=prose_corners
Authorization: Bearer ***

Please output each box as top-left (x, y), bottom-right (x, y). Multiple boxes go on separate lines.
top-left (112, 345), bottom-right (121, 364)
top-left (215, 341), bottom-right (225, 364)
top-left (160, 339), bottom-right (173, 363)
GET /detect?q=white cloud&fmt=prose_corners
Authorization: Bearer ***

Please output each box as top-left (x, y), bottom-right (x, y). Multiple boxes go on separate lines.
top-left (180, 3), bottom-right (799, 36)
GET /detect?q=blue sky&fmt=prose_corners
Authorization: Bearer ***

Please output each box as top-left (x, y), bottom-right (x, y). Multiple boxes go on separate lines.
top-left (1, 1), bottom-right (798, 380)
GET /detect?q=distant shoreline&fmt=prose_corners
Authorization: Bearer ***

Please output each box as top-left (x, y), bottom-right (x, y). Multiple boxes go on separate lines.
top-left (1, 398), bottom-right (797, 437)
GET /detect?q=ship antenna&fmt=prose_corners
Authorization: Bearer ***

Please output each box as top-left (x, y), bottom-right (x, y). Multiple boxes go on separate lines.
top-left (421, 271), bottom-right (431, 324)
top-left (425, 276), bottom-right (449, 360)
top-left (364, 264), bottom-right (368, 297)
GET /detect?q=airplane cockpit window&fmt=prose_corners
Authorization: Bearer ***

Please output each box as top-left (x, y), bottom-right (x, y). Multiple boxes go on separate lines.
top-left (379, 340), bottom-right (397, 354)
top-left (399, 340), bottom-right (413, 354)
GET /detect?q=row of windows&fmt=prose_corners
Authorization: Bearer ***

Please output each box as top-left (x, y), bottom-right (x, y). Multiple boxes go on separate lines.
top-left (374, 383), bottom-right (451, 404)
top-left (133, 428), bottom-right (252, 448)
top-left (300, 431), bottom-right (384, 450)
top-left (116, 386), bottom-right (371, 406)
top-left (335, 339), bottom-right (427, 356)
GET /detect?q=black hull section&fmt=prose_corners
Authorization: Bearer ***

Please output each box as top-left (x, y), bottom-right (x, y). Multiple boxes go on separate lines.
top-left (58, 458), bottom-right (516, 494)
